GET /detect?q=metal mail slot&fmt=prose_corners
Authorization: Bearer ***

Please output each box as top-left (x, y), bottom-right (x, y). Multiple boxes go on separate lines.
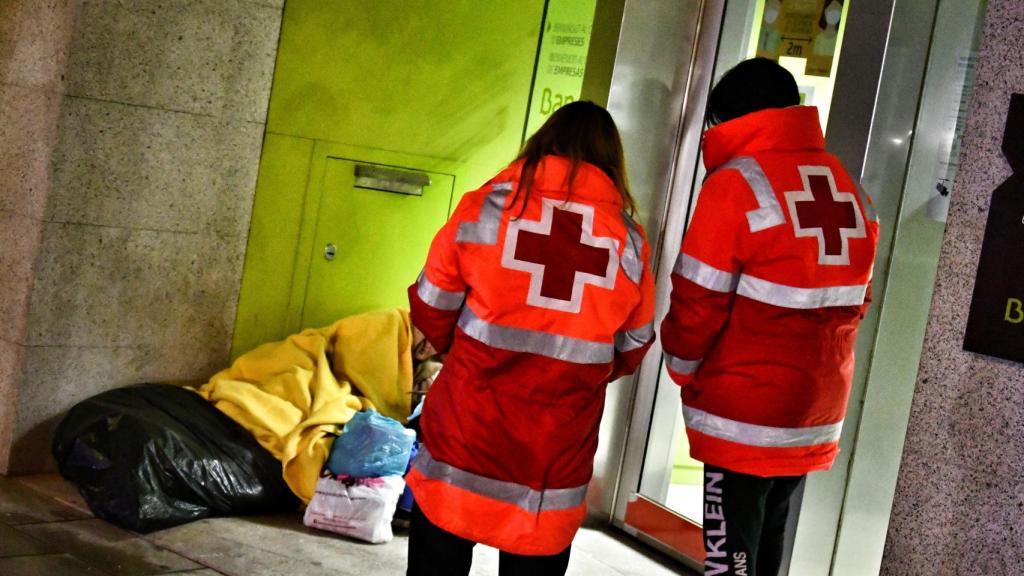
top-left (354, 164), bottom-right (431, 196)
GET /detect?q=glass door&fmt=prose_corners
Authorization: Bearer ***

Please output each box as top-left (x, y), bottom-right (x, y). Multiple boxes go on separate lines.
top-left (613, 0), bottom-right (857, 568)
top-left (612, 0), bottom-right (989, 572)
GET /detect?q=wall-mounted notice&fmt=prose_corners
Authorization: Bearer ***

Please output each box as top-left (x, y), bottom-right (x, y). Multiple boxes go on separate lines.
top-left (756, 0), bottom-right (845, 77)
top-left (963, 94), bottom-right (1024, 364)
top-left (523, 0), bottom-right (597, 140)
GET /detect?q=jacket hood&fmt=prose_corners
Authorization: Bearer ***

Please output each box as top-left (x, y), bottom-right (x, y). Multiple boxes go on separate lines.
top-left (702, 106), bottom-right (826, 172)
top-left (496, 155), bottom-right (623, 208)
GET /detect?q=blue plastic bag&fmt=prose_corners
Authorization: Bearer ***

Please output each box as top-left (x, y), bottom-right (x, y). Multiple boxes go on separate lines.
top-left (327, 411), bottom-right (416, 478)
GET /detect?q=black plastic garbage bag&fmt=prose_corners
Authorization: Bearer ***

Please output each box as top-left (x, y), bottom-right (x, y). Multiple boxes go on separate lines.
top-left (52, 384), bottom-right (297, 532)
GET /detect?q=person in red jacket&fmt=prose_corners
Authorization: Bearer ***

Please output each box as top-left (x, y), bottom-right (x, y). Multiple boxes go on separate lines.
top-left (406, 101), bottom-right (656, 576)
top-left (660, 58), bottom-right (879, 576)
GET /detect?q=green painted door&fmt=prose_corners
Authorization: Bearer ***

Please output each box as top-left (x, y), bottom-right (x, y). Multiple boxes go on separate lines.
top-left (230, 0), bottom-right (609, 356)
top-left (300, 158), bottom-right (455, 329)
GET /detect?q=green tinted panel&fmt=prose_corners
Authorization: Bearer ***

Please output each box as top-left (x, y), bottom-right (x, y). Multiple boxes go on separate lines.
top-left (232, 0), bottom-right (622, 353)
top-left (268, 0), bottom-right (544, 166)
top-left (301, 158), bottom-right (454, 328)
top-left (231, 134), bottom-right (314, 358)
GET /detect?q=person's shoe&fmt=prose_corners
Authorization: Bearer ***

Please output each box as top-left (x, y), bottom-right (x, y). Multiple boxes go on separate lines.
top-left (392, 507), bottom-right (412, 531)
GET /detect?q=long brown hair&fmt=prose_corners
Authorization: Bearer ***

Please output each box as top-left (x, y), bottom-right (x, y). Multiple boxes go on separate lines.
top-left (510, 101), bottom-right (636, 217)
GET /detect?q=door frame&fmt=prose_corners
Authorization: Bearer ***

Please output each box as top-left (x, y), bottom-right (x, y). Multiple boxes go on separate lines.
top-left (608, 0), bottom-right (726, 568)
top-left (821, 1), bottom-right (988, 573)
top-left (609, 0), bottom-right (951, 572)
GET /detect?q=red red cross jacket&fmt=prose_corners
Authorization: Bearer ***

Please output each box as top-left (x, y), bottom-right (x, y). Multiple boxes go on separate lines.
top-left (407, 156), bottom-right (655, 555)
top-left (661, 106), bottom-right (880, 478)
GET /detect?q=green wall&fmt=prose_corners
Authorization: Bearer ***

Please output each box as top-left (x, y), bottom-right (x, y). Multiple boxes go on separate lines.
top-left (233, 0), bottom-right (610, 356)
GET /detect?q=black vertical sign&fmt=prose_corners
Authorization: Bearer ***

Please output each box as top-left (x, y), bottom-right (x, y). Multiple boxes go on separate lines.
top-left (964, 93), bottom-right (1024, 363)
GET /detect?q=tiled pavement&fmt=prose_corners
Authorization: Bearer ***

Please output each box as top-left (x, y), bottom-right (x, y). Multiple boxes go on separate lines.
top-left (0, 474), bottom-right (693, 576)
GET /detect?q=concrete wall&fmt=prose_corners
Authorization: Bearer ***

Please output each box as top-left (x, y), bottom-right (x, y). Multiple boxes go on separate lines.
top-left (0, 0), bottom-right (78, 473)
top-left (0, 0), bottom-right (283, 473)
top-left (882, 0), bottom-right (1024, 572)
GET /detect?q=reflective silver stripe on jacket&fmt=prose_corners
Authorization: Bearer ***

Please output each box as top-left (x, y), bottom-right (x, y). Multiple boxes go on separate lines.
top-left (416, 270), bottom-right (465, 311)
top-left (412, 447), bottom-right (588, 513)
top-left (456, 182), bottom-right (513, 245)
top-left (458, 307), bottom-right (614, 364)
top-left (683, 404), bottom-right (843, 448)
top-left (615, 322), bottom-right (654, 353)
top-left (664, 352), bottom-right (702, 375)
top-left (620, 212), bottom-right (644, 284)
top-left (737, 274), bottom-right (868, 309)
top-left (720, 156), bottom-right (786, 233)
top-left (673, 253), bottom-right (739, 294)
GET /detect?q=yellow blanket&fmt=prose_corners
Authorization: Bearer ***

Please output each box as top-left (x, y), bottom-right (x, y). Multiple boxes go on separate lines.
top-left (196, 309), bottom-right (414, 503)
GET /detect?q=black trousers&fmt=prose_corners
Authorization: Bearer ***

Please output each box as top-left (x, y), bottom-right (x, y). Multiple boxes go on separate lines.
top-left (702, 464), bottom-right (805, 576)
top-left (406, 506), bottom-right (572, 576)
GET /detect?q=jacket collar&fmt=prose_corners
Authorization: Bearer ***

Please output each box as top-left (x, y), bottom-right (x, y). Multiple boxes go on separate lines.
top-left (497, 155), bottom-right (623, 208)
top-left (702, 106), bottom-right (826, 172)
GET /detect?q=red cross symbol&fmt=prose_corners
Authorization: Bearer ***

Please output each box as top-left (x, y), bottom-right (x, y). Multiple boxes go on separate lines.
top-left (784, 166), bottom-right (866, 266)
top-left (502, 200), bottom-right (619, 313)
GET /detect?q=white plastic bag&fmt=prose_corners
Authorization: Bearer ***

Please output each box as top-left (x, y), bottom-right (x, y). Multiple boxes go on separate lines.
top-left (303, 474), bottom-right (405, 544)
